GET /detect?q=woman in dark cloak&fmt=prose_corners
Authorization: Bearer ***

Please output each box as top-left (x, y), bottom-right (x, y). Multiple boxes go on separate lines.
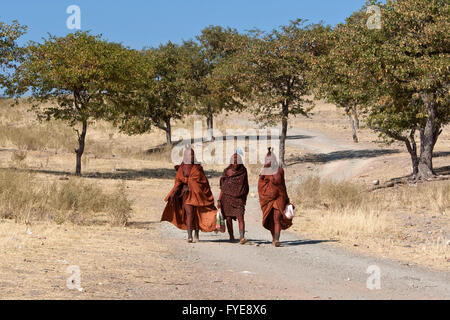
top-left (218, 152), bottom-right (249, 244)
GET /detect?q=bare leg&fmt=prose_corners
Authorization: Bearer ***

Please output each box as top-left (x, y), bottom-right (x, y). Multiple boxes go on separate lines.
top-left (185, 204), bottom-right (194, 243)
top-left (273, 209), bottom-right (282, 247)
top-left (237, 215), bottom-right (247, 244)
top-left (194, 229), bottom-right (200, 243)
top-left (226, 217), bottom-right (235, 242)
top-left (193, 209), bottom-right (200, 242)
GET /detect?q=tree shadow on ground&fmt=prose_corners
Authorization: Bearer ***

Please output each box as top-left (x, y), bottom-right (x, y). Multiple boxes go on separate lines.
top-left (1, 167), bottom-right (222, 181)
top-left (205, 238), bottom-right (337, 247)
top-left (434, 151), bottom-right (450, 158)
top-left (286, 148), bottom-right (400, 166)
top-left (248, 239), bottom-right (338, 247)
top-left (385, 165), bottom-right (450, 184)
top-left (435, 165), bottom-right (450, 176)
top-left (126, 221), bottom-right (161, 229)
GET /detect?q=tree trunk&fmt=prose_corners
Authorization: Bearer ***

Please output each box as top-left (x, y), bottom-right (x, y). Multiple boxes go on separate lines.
top-left (417, 94), bottom-right (440, 179)
top-left (405, 128), bottom-right (419, 178)
top-left (165, 118), bottom-right (172, 145)
top-left (75, 120), bottom-right (87, 176)
top-left (279, 103), bottom-right (289, 167)
top-left (206, 114), bottom-right (214, 141)
top-left (352, 104), bottom-right (360, 130)
top-left (345, 103), bottom-right (359, 143)
top-left (376, 127), bottom-right (419, 179)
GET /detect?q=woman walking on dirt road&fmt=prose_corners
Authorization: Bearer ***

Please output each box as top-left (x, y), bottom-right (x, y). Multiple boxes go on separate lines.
top-left (258, 148), bottom-right (293, 247)
top-left (218, 151), bottom-right (249, 244)
top-left (161, 146), bottom-right (217, 243)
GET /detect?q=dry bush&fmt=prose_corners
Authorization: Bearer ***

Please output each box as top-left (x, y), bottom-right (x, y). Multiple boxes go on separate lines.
top-left (292, 177), bottom-right (449, 268)
top-left (116, 145), bottom-right (173, 162)
top-left (294, 177), bottom-right (449, 226)
top-left (0, 170), bottom-right (47, 222)
top-left (106, 183), bottom-right (132, 227)
top-left (295, 176), bottom-right (365, 210)
top-left (10, 150), bottom-right (28, 168)
top-left (0, 170), bottom-right (133, 226)
top-left (394, 182), bottom-right (450, 214)
top-left (85, 138), bottom-right (114, 158)
top-left (293, 177), bottom-right (390, 239)
top-left (309, 208), bottom-right (392, 238)
top-left (0, 122), bottom-right (76, 151)
top-left (0, 98), bottom-right (26, 123)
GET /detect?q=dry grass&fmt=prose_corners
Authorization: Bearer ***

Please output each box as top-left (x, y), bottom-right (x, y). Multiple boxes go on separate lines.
top-left (0, 170), bottom-right (132, 226)
top-left (0, 122), bottom-right (76, 152)
top-left (293, 176), bottom-right (393, 238)
top-left (0, 219), bottom-right (175, 299)
top-left (1, 98), bottom-right (448, 273)
top-left (292, 177), bottom-right (450, 269)
top-left (295, 176), bottom-right (365, 210)
top-left (391, 182), bottom-right (450, 215)
top-left (10, 150), bottom-right (28, 168)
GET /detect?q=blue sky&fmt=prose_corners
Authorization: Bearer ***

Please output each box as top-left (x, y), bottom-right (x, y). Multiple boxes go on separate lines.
top-left (2, 0), bottom-right (368, 49)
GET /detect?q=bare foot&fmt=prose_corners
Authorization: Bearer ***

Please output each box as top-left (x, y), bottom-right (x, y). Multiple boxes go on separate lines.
top-left (239, 238), bottom-right (248, 245)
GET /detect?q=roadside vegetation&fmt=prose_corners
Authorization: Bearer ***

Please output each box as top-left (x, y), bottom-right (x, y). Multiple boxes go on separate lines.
top-left (0, 169), bottom-right (132, 226)
top-left (293, 177), bottom-right (450, 269)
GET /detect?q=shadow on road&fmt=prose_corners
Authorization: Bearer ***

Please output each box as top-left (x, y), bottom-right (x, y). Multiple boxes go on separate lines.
top-left (205, 238), bottom-right (338, 247)
top-left (2, 167), bottom-right (222, 181)
top-left (248, 239), bottom-right (338, 247)
top-left (286, 148), bottom-right (400, 166)
top-left (127, 221), bottom-right (161, 229)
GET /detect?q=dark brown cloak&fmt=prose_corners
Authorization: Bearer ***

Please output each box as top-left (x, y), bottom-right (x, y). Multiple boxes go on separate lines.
top-left (219, 165), bottom-right (249, 219)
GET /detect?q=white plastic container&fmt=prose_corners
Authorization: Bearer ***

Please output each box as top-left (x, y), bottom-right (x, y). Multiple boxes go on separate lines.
top-left (285, 204), bottom-right (295, 220)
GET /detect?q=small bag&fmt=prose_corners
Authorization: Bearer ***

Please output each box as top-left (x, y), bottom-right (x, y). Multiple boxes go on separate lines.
top-left (216, 210), bottom-right (226, 233)
top-left (285, 204), bottom-right (295, 220)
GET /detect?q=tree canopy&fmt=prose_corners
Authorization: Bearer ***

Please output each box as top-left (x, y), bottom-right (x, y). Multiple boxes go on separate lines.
top-left (181, 26), bottom-right (246, 138)
top-left (114, 42), bottom-right (186, 145)
top-left (0, 20), bottom-right (27, 89)
top-left (237, 20), bottom-right (327, 166)
top-left (8, 31), bottom-right (135, 175)
top-left (4, 0), bottom-right (448, 181)
top-left (344, 0), bottom-right (450, 179)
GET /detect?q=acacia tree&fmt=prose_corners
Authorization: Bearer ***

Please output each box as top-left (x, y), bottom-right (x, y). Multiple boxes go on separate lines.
top-left (0, 20), bottom-right (27, 89)
top-left (310, 17), bottom-right (366, 143)
top-left (114, 42), bottom-right (186, 145)
top-left (8, 31), bottom-right (134, 175)
top-left (348, 0), bottom-right (449, 180)
top-left (181, 26), bottom-right (245, 139)
top-left (239, 20), bottom-right (327, 166)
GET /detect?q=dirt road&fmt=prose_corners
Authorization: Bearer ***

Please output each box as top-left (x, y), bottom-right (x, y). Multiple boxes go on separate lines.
top-left (155, 127), bottom-right (450, 300)
top-left (1, 127), bottom-right (448, 300)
